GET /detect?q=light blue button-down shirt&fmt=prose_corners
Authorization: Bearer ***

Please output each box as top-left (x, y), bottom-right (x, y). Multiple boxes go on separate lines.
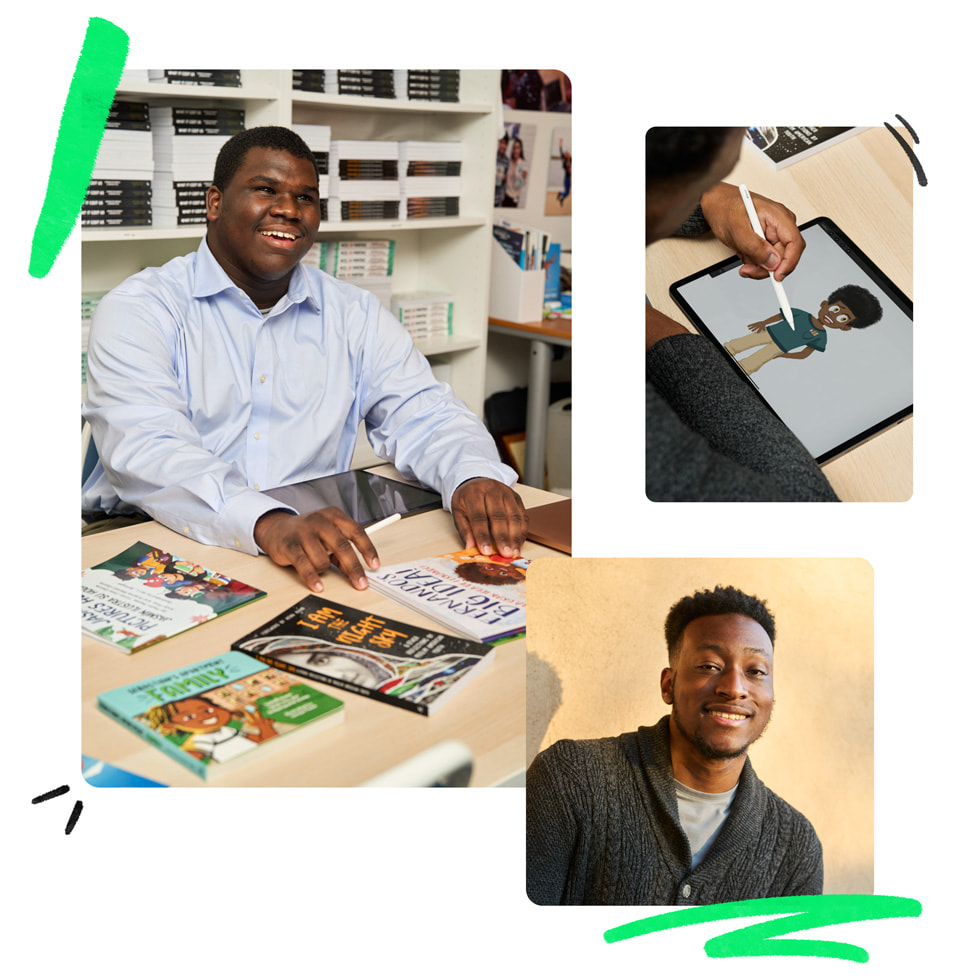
top-left (82, 237), bottom-right (516, 553)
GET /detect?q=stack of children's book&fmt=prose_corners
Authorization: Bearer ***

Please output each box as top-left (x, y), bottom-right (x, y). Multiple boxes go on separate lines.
top-left (84, 101), bottom-right (154, 228)
top-left (149, 106), bottom-right (245, 226)
top-left (397, 141), bottom-right (462, 220)
top-left (327, 140), bottom-right (401, 222)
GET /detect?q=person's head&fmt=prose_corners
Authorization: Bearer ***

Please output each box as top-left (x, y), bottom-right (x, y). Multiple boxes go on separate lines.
top-left (144, 696), bottom-right (233, 735)
top-left (660, 586), bottom-right (775, 764)
top-left (511, 137), bottom-right (524, 160)
top-left (819, 285), bottom-right (883, 330)
top-left (206, 127), bottom-right (320, 307)
top-left (645, 127), bottom-right (743, 245)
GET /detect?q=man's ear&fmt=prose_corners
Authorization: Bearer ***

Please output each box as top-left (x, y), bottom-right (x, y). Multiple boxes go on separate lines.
top-left (206, 184), bottom-right (222, 222)
top-left (660, 666), bottom-right (674, 705)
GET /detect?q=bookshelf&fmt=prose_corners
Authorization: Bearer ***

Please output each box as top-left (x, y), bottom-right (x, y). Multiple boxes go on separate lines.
top-left (81, 70), bottom-right (500, 469)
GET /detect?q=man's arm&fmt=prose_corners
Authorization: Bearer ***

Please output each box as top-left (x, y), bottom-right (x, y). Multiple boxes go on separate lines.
top-left (83, 288), bottom-right (289, 553)
top-left (780, 820), bottom-right (824, 896)
top-left (356, 302), bottom-right (526, 555)
top-left (526, 746), bottom-right (581, 905)
top-left (646, 317), bottom-right (839, 502)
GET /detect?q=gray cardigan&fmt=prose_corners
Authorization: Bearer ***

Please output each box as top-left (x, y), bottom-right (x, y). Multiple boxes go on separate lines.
top-left (646, 333), bottom-right (839, 501)
top-left (526, 716), bottom-right (823, 905)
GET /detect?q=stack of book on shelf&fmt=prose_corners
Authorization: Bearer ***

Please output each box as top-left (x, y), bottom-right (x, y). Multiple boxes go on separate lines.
top-left (81, 293), bottom-right (103, 398)
top-left (148, 69), bottom-right (242, 88)
top-left (301, 240), bottom-right (395, 308)
top-left (324, 69), bottom-right (396, 98)
top-left (84, 101), bottom-right (154, 228)
top-left (327, 140), bottom-right (400, 222)
top-left (391, 292), bottom-right (454, 343)
top-left (292, 123), bottom-right (331, 220)
top-left (397, 141), bottom-right (462, 220)
top-left (150, 106), bottom-right (245, 226)
top-left (292, 69), bottom-right (325, 93)
top-left (394, 69), bottom-right (460, 102)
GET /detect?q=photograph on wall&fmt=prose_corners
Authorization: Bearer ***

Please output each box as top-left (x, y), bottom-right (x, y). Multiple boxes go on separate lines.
top-left (497, 121), bottom-right (535, 209)
top-left (545, 126), bottom-right (571, 215)
top-left (500, 70), bottom-right (571, 112)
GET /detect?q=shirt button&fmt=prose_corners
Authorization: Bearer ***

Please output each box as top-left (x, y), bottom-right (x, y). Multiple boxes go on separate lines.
top-left (259, 375), bottom-right (266, 383)
top-left (681, 884), bottom-right (692, 898)
top-left (183, 526), bottom-right (190, 533)
top-left (234, 539), bottom-right (241, 547)
top-left (254, 432), bottom-right (261, 440)
top-left (254, 483), bottom-right (260, 490)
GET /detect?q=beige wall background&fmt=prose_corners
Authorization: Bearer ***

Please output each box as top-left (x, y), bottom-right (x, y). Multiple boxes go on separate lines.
top-left (526, 557), bottom-right (873, 895)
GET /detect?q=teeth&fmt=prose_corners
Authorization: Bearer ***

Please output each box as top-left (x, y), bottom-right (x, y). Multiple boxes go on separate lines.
top-left (707, 710), bottom-right (747, 721)
top-left (263, 231), bottom-right (296, 240)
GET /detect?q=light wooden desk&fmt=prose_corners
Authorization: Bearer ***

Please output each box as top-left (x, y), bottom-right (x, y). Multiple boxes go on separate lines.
top-left (82, 469), bottom-right (567, 787)
top-left (645, 127), bottom-right (912, 502)
top-left (488, 316), bottom-right (572, 489)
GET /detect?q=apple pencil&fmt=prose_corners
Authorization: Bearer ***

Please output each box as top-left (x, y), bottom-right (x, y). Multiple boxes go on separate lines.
top-left (738, 184), bottom-right (795, 328)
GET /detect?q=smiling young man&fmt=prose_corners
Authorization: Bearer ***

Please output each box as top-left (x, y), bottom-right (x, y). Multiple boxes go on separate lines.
top-left (526, 585), bottom-right (822, 905)
top-left (83, 127), bottom-right (526, 590)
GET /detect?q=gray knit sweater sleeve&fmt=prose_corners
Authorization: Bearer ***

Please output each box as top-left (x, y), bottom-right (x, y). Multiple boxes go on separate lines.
top-left (646, 333), bottom-right (839, 501)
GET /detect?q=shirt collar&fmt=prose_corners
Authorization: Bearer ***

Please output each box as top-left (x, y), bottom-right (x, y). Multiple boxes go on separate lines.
top-left (191, 235), bottom-right (321, 315)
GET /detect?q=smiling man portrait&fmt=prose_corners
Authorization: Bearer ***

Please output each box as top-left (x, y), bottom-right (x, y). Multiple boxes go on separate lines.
top-left (526, 583), bottom-right (824, 906)
top-left (82, 127), bottom-right (526, 590)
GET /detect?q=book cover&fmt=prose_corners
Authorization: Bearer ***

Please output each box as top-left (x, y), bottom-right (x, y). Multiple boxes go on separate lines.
top-left (365, 548), bottom-right (529, 643)
top-left (745, 126), bottom-right (865, 169)
top-left (81, 541), bottom-right (266, 653)
top-left (232, 596), bottom-right (496, 716)
top-left (97, 652), bottom-right (344, 780)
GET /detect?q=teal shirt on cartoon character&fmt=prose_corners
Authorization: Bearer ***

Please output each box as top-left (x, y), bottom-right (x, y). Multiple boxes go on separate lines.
top-left (724, 285), bottom-right (883, 376)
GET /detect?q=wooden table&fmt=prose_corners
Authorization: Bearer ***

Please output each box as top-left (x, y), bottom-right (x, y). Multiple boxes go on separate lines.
top-left (488, 316), bottom-right (572, 489)
top-left (645, 127), bottom-right (912, 502)
top-left (82, 469), bottom-right (567, 787)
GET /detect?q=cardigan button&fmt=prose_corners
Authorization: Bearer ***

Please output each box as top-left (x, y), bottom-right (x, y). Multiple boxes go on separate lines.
top-left (681, 883), bottom-right (692, 898)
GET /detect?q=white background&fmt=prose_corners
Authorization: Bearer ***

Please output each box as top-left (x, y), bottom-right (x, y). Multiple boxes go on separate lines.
top-left (5, 4), bottom-right (968, 976)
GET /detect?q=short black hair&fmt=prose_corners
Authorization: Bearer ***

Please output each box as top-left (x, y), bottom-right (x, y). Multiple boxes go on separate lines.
top-left (664, 586), bottom-right (776, 663)
top-left (211, 126), bottom-right (316, 191)
top-left (645, 127), bottom-right (741, 187)
top-left (828, 284), bottom-right (883, 328)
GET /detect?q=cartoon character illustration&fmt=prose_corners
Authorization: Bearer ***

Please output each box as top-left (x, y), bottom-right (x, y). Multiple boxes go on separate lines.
top-left (723, 284), bottom-right (883, 375)
top-left (140, 695), bottom-right (279, 763)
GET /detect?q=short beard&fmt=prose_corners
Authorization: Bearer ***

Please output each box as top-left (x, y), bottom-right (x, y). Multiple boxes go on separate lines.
top-left (672, 704), bottom-right (774, 761)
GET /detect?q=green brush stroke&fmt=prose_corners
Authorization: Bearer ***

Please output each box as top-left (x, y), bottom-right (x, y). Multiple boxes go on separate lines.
top-left (604, 894), bottom-right (922, 963)
top-left (29, 17), bottom-right (129, 278)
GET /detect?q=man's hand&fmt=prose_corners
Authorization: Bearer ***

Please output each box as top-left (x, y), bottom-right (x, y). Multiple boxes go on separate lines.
top-left (253, 508), bottom-right (380, 592)
top-left (451, 478), bottom-right (528, 558)
top-left (699, 182), bottom-right (805, 281)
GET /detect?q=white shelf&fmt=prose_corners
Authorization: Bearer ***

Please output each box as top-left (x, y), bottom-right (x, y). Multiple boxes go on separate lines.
top-left (82, 70), bottom-right (500, 473)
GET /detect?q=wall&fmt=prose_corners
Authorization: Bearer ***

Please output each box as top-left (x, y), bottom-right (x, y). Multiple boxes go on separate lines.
top-left (526, 556), bottom-right (874, 895)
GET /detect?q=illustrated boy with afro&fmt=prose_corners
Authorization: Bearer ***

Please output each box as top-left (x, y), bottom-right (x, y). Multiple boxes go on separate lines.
top-left (724, 284), bottom-right (882, 375)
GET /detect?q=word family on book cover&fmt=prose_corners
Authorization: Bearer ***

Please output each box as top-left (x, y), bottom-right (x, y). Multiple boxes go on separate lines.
top-left (81, 542), bottom-right (266, 653)
top-left (365, 548), bottom-right (529, 643)
top-left (98, 652), bottom-right (345, 780)
top-left (233, 595), bottom-right (495, 716)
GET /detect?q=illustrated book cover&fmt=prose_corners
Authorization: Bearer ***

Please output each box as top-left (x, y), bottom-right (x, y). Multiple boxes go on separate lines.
top-left (81, 541), bottom-right (266, 653)
top-left (365, 548), bottom-right (529, 643)
top-left (232, 595), bottom-right (496, 716)
top-left (97, 651), bottom-right (345, 780)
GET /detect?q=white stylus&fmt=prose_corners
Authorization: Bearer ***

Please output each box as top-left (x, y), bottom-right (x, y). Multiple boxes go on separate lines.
top-left (738, 184), bottom-right (795, 328)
